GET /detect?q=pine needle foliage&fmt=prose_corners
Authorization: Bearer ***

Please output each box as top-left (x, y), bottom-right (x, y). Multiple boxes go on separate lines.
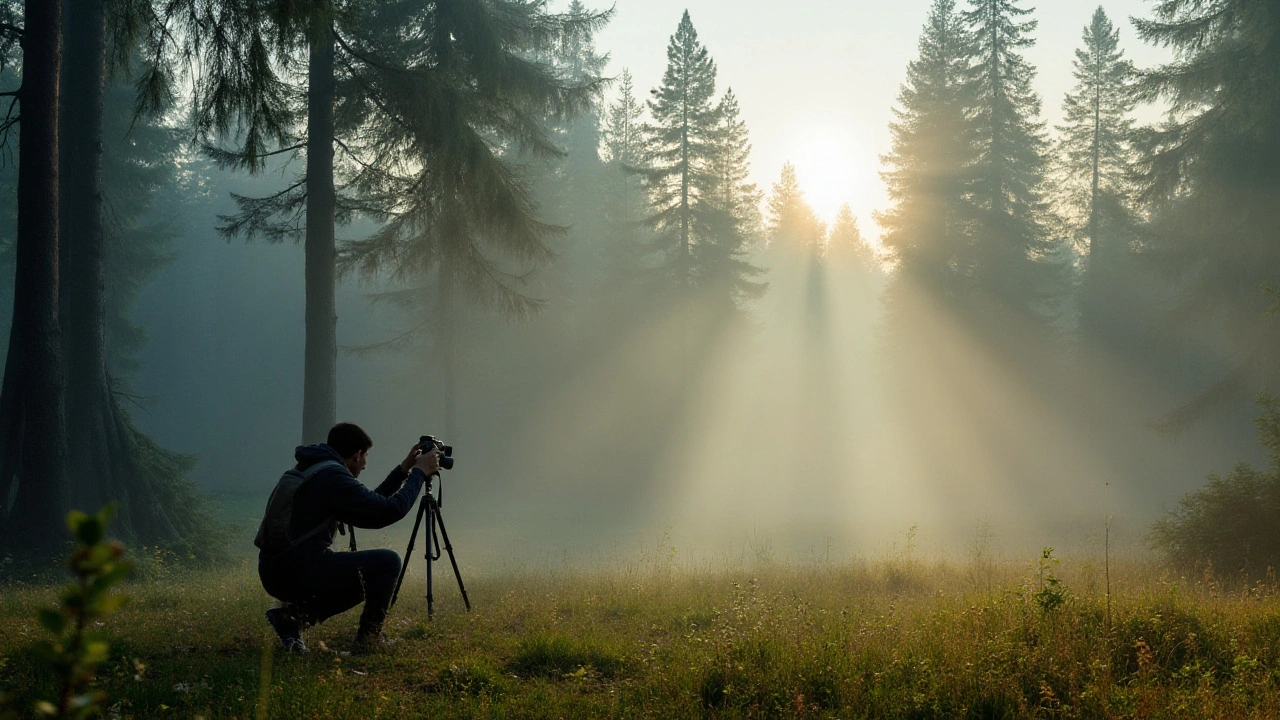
top-left (336, 0), bottom-right (610, 321)
top-left (1132, 0), bottom-right (1280, 425)
top-left (766, 161), bottom-right (823, 255)
top-left (827, 203), bottom-right (877, 272)
top-left (961, 0), bottom-right (1059, 318)
top-left (877, 0), bottom-right (977, 298)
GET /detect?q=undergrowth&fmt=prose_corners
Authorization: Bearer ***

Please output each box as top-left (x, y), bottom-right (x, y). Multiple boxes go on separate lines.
top-left (2, 554), bottom-right (1279, 718)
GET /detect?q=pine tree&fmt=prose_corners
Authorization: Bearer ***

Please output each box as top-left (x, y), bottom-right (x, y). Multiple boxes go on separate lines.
top-left (709, 89), bottom-right (762, 247)
top-left (336, 0), bottom-right (608, 435)
top-left (1053, 7), bottom-right (1137, 345)
top-left (766, 161), bottom-right (824, 255)
top-left (827, 203), bottom-right (877, 272)
top-left (1132, 0), bottom-right (1280, 425)
top-left (878, 0), bottom-right (976, 302)
top-left (962, 0), bottom-right (1059, 320)
top-left (601, 68), bottom-right (646, 233)
top-left (597, 68), bottom-right (650, 311)
top-left (879, 0), bottom-right (975, 288)
top-left (140, 0), bottom-right (326, 441)
top-left (640, 10), bottom-right (721, 292)
top-left (603, 69), bottom-right (644, 170)
top-left (699, 87), bottom-right (765, 309)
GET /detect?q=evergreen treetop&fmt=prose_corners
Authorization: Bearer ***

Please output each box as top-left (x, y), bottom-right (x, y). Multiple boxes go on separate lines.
top-left (877, 0), bottom-right (976, 295)
top-left (641, 9), bottom-right (721, 277)
top-left (767, 161), bottom-right (823, 254)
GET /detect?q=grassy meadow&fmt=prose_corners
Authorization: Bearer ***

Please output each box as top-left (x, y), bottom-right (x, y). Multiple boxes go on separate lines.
top-left (2, 549), bottom-right (1280, 719)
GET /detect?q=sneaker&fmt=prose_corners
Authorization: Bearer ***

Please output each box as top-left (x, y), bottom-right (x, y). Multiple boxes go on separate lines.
top-left (266, 607), bottom-right (307, 654)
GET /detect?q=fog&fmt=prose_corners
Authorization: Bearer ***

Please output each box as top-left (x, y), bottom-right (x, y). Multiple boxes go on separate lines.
top-left (112, 165), bottom-right (1257, 570)
top-left (2, 0), bottom-right (1270, 571)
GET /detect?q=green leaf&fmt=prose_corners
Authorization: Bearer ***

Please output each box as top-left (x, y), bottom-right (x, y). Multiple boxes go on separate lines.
top-left (36, 608), bottom-right (65, 636)
top-left (65, 510), bottom-right (88, 535)
top-left (33, 700), bottom-right (57, 717)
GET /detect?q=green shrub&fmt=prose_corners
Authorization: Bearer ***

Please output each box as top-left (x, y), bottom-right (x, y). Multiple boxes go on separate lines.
top-left (1152, 395), bottom-right (1280, 580)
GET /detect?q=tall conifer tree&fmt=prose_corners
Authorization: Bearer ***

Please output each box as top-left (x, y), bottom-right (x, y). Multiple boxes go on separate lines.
top-left (709, 89), bottom-right (762, 246)
top-left (962, 0), bottom-right (1058, 320)
top-left (602, 68), bottom-right (645, 225)
top-left (640, 10), bottom-right (720, 292)
top-left (701, 87), bottom-right (765, 309)
top-left (1053, 7), bottom-right (1137, 345)
top-left (878, 0), bottom-right (976, 303)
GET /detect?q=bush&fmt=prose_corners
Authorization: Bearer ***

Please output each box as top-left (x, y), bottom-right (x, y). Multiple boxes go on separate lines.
top-left (1151, 395), bottom-right (1280, 580)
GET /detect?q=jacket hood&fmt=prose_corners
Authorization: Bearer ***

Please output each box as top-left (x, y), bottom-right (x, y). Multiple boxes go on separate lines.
top-left (294, 443), bottom-right (346, 471)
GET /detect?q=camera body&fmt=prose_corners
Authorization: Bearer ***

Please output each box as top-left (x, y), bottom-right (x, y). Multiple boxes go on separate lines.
top-left (419, 435), bottom-right (456, 470)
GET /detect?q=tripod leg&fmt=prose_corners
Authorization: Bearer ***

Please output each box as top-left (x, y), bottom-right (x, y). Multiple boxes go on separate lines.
top-left (390, 497), bottom-right (427, 609)
top-left (426, 496), bottom-right (435, 618)
top-left (432, 504), bottom-right (471, 611)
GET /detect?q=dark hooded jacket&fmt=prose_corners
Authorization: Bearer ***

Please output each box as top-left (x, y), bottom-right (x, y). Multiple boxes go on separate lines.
top-left (272, 443), bottom-right (426, 559)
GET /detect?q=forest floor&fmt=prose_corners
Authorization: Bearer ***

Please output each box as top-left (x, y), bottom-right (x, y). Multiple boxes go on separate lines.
top-left (2, 552), bottom-right (1280, 719)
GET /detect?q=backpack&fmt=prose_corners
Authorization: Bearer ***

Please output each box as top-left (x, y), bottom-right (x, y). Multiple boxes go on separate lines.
top-left (254, 460), bottom-right (345, 557)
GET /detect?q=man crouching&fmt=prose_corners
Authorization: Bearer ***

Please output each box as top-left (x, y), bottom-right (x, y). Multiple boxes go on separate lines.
top-left (256, 422), bottom-right (441, 653)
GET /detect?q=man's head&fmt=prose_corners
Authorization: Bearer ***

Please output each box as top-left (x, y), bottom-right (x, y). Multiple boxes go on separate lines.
top-left (328, 422), bottom-right (373, 477)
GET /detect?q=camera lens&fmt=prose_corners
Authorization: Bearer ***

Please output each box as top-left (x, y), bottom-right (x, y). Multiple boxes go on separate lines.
top-left (440, 456), bottom-right (455, 470)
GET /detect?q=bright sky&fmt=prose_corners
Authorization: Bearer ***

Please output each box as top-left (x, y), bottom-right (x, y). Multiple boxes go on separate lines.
top-left (590, 0), bottom-right (1172, 238)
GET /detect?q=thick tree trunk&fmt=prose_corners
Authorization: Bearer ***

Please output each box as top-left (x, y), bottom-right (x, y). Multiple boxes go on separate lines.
top-left (302, 18), bottom-right (338, 444)
top-left (0, 0), bottom-right (69, 552)
top-left (58, 0), bottom-right (169, 541)
top-left (60, 0), bottom-right (112, 512)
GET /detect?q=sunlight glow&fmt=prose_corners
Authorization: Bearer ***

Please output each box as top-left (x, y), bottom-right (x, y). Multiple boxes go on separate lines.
top-left (785, 125), bottom-right (870, 224)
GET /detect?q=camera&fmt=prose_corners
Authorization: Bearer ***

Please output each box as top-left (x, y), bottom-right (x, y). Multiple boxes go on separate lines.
top-left (419, 435), bottom-right (455, 470)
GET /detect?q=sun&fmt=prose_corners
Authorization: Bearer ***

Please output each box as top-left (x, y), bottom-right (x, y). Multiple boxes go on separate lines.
top-left (784, 125), bottom-right (870, 224)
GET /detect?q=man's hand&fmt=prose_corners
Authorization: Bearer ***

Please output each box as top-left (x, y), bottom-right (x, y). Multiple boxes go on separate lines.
top-left (414, 448), bottom-right (442, 476)
top-left (399, 444), bottom-right (422, 474)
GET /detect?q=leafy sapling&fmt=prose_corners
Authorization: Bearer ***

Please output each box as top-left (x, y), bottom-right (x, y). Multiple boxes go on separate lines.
top-left (31, 504), bottom-right (133, 719)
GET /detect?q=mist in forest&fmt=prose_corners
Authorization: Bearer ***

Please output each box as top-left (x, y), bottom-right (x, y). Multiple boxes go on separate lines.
top-left (1, 0), bottom-right (1274, 569)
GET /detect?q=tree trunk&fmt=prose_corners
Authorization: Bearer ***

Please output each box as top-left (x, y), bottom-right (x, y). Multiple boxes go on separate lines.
top-left (0, 0), bottom-right (69, 552)
top-left (440, 266), bottom-right (457, 440)
top-left (60, 0), bottom-right (112, 512)
top-left (302, 17), bottom-right (338, 444)
top-left (58, 0), bottom-right (175, 542)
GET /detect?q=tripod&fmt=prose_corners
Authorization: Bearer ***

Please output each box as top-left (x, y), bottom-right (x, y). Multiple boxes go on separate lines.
top-left (389, 473), bottom-right (471, 617)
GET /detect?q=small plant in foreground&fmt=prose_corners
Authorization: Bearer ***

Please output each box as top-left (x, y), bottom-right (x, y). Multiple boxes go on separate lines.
top-left (30, 505), bottom-right (132, 719)
top-left (1033, 547), bottom-right (1067, 613)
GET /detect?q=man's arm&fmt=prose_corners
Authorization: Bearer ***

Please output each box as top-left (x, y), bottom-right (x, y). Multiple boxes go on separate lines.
top-left (326, 448), bottom-right (442, 529)
top-left (327, 469), bottom-right (427, 530)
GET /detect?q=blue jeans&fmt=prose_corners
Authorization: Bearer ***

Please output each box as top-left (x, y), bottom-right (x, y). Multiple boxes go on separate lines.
top-left (260, 548), bottom-right (402, 630)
